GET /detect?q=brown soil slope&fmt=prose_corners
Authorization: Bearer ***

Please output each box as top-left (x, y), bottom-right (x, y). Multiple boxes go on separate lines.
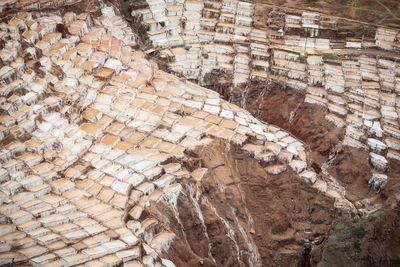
top-left (144, 139), bottom-right (340, 266)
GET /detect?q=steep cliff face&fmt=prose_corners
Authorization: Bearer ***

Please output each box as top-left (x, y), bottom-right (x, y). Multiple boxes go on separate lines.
top-left (140, 139), bottom-right (340, 266)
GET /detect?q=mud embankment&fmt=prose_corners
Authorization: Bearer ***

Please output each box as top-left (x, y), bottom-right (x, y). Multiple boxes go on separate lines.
top-left (255, 84), bottom-right (343, 165)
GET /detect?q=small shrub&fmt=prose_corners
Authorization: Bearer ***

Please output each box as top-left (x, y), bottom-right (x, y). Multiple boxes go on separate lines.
top-left (203, 73), bottom-right (212, 84)
top-left (351, 223), bottom-right (366, 239)
top-left (353, 240), bottom-right (361, 250)
top-left (306, 0), bottom-right (318, 6)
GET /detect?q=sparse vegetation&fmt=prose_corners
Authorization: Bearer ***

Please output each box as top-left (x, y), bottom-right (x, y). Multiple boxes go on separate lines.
top-left (351, 221), bottom-right (366, 239)
top-left (346, 0), bottom-right (359, 8)
top-left (306, 0), bottom-right (318, 7)
top-left (203, 73), bottom-right (212, 84)
top-left (319, 219), bottom-right (371, 264)
top-left (353, 240), bottom-right (361, 250)
top-left (319, 210), bottom-right (400, 266)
